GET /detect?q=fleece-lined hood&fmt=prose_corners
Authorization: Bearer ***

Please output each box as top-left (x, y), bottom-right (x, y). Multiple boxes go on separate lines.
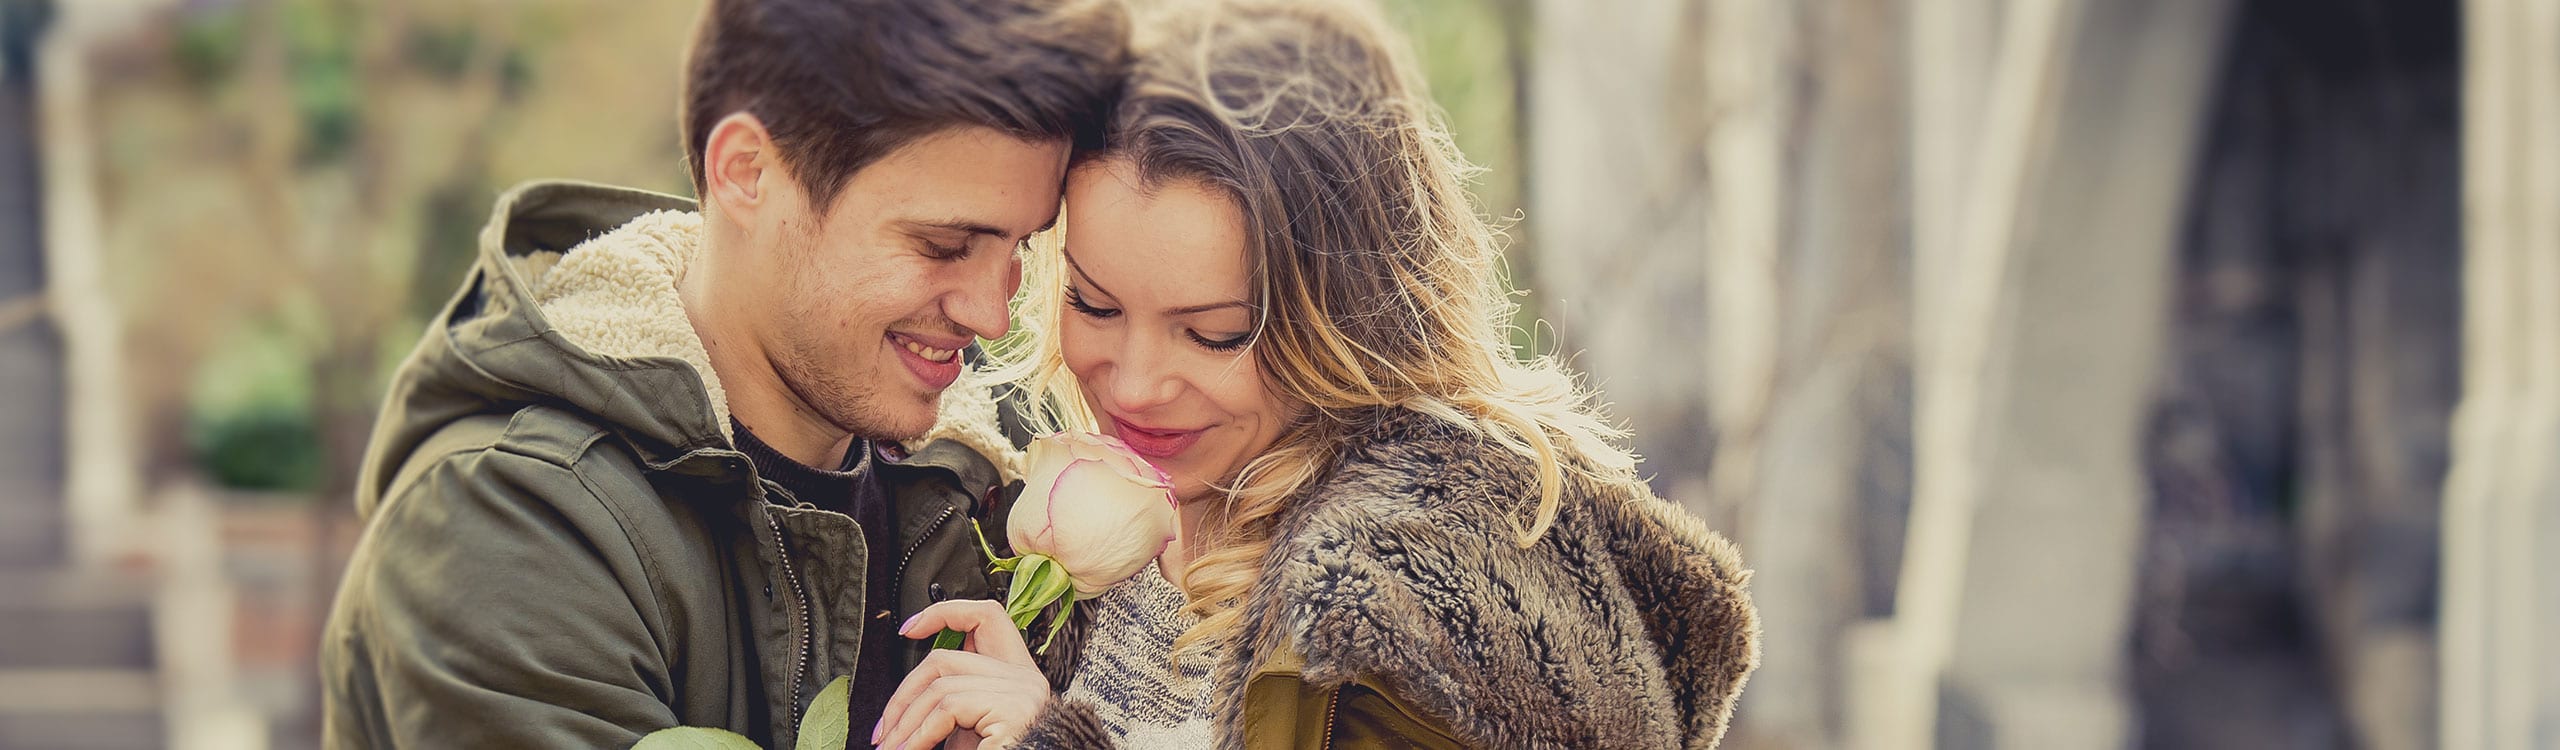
top-left (355, 180), bottom-right (1015, 519)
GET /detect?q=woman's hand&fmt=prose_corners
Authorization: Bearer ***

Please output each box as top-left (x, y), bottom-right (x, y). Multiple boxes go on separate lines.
top-left (872, 600), bottom-right (1052, 750)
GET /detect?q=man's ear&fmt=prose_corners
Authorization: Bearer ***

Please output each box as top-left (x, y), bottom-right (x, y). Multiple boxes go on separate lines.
top-left (702, 112), bottom-right (779, 229)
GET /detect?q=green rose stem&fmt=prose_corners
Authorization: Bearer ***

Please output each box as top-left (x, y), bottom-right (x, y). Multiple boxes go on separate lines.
top-left (933, 520), bottom-right (1079, 653)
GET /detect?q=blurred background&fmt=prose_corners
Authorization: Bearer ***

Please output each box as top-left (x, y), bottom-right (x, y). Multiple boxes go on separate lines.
top-left (0, 0), bottom-right (2551, 748)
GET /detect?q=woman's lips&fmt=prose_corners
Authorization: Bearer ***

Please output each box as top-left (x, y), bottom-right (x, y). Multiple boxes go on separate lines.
top-left (1109, 416), bottom-right (1204, 459)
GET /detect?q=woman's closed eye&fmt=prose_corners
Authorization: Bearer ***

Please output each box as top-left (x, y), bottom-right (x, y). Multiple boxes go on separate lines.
top-left (1188, 329), bottom-right (1252, 352)
top-left (1065, 285), bottom-right (1120, 318)
top-left (1068, 285), bottom-right (1253, 352)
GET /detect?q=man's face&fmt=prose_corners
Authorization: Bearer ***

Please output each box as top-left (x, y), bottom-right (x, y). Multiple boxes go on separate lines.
top-left (749, 126), bottom-right (1066, 440)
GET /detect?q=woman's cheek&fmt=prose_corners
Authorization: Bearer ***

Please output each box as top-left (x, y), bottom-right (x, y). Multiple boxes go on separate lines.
top-left (1058, 313), bottom-right (1100, 376)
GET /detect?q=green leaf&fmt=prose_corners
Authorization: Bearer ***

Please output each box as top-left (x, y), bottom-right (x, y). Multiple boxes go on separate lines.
top-left (1037, 595), bottom-right (1076, 654)
top-left (1004, 555), bottom-right (1055, 626)
top-left (1029, 561), bottom-right (1075, 607)
top-left (633, 727), bottom-right (763, 750)
top-left (795, 675), bottom-right (852, 750)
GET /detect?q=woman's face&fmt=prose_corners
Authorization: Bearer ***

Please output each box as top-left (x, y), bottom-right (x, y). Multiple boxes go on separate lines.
top-left (1056, 159), bottom-right (1296, 503)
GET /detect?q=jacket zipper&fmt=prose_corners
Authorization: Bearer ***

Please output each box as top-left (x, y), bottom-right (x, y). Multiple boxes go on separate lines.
top-left (762, 504), bottom-right (814, 718)
top-left (892, 505), bottom-right (959, 587)
top-left (1320, 686), bottom-right (1345, 750)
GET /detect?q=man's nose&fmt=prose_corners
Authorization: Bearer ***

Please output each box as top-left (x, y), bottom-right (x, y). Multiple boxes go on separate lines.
top-left (948, 255), bottom-right (1016, 341)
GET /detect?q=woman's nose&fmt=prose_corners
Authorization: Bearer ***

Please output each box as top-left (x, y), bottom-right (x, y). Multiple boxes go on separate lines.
top-left (1103, 335), bottom-right (1183, 415)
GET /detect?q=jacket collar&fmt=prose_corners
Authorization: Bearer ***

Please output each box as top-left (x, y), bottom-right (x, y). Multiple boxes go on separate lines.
top-left (361, 180), bottom-right (1025, 517)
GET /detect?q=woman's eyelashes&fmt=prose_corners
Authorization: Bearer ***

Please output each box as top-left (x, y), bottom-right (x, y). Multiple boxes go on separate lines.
top-left (1064, 285), bottom-right (1120, 318)
top-left (1188, 330), bottom-right (1253, 352)
top-left (1065, 285), bottom-right (1255, 353)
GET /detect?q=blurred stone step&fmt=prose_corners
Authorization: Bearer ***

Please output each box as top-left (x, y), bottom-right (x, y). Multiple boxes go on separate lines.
top-left (0, 669), bottom-right (161, 750)
top-left (0, 502), bottom-right (64, 568)
top-left (0, 568), bottom-right (153, 670)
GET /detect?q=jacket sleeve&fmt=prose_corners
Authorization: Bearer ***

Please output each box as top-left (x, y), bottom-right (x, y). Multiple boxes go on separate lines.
top-left (321, 447), bottom-right (683, 749)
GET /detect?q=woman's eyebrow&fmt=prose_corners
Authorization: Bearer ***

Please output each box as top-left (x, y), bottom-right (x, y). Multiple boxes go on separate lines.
top-left (1061, 249), bottom-right (1118, 300)
top-left (1061, 248), bottom-right (1252, 316)
top-left (1165, 300), bottom-right (1250, 316)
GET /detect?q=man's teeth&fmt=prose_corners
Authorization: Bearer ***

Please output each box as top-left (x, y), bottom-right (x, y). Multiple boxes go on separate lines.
top-left (901, 339), bottom-right (957, 363)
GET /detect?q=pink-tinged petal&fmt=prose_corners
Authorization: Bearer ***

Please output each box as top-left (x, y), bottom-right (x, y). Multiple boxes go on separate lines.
top-left (1049, 460), bottom-right (1177, 589)
top-left (1063, 431), bottom-right (1173, 489)
top-left (1036, 458), bottom-right (1104, 553)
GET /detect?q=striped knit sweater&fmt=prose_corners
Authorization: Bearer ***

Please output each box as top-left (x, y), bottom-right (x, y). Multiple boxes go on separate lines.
top-left (1053, 561), bottom-right (1218, 748)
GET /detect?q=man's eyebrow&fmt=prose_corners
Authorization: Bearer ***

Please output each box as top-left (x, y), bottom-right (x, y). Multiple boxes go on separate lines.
top-left (905, 218), bottom-right (1016, 240)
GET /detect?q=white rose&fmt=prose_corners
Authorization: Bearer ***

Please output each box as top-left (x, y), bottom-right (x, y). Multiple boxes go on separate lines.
top-left (1007, 431), bottom-right (1180, 599)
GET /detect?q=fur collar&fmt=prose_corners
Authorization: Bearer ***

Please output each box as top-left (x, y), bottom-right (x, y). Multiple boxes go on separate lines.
top-left (1213, 408), bottom-right (1760, 748)
top-left (516, 210), bottom-right (733, 440)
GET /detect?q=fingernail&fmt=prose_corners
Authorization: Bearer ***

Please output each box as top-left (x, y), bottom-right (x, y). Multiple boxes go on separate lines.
top-left (898, 612), bottom-right (921, 634)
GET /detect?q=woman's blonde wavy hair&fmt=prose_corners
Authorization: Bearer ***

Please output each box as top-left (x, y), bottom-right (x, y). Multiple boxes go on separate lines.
top-left (991, 0), bottom-right (1647, 654)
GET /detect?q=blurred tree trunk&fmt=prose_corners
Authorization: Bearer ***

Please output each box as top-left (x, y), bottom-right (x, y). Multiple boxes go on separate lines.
top-left (1718, 0), bottom-right (1913, 747)
top-left (1524, 0), bottom-right (1711, 523)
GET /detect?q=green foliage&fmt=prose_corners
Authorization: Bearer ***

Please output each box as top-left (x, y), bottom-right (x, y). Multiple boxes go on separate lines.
top-left (398, 20), bottom-right (536, 99)
top-left (172, 6), bottom-right (247, 88)
top-left (283, 0), bottom-right (360, 166)
top-left (401, 23), bottom-right (484, 81)
top-left (186, 317), bottom-right (324, 493)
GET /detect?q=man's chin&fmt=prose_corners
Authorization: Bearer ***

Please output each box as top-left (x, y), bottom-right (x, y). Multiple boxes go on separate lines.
top-left (839, 393), bottom-right (940, 443)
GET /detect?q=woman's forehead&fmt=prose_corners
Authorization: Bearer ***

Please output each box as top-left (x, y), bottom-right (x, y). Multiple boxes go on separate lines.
top-left (1062, 165), bottom-right (1253, 308)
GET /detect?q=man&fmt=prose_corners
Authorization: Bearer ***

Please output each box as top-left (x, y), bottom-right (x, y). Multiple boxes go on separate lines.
top-left (319, 1), bottom-right (1124, 746)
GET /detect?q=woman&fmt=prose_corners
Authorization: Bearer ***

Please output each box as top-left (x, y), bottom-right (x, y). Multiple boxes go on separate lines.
top-left (874, 0), bottom-right (1758, 747)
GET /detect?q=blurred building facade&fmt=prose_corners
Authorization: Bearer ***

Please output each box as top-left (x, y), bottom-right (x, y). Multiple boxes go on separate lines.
top-left (1531, 1), bottom-right (2550, 749)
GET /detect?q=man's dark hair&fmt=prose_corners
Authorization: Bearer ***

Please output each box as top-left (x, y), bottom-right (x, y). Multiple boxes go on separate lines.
top-left (681, 0), bottom-right (1128, 209)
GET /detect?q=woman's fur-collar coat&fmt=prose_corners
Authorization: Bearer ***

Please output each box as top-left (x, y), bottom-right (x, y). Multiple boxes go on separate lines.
top-left (1025, 408), bottom-right (1760, 748)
